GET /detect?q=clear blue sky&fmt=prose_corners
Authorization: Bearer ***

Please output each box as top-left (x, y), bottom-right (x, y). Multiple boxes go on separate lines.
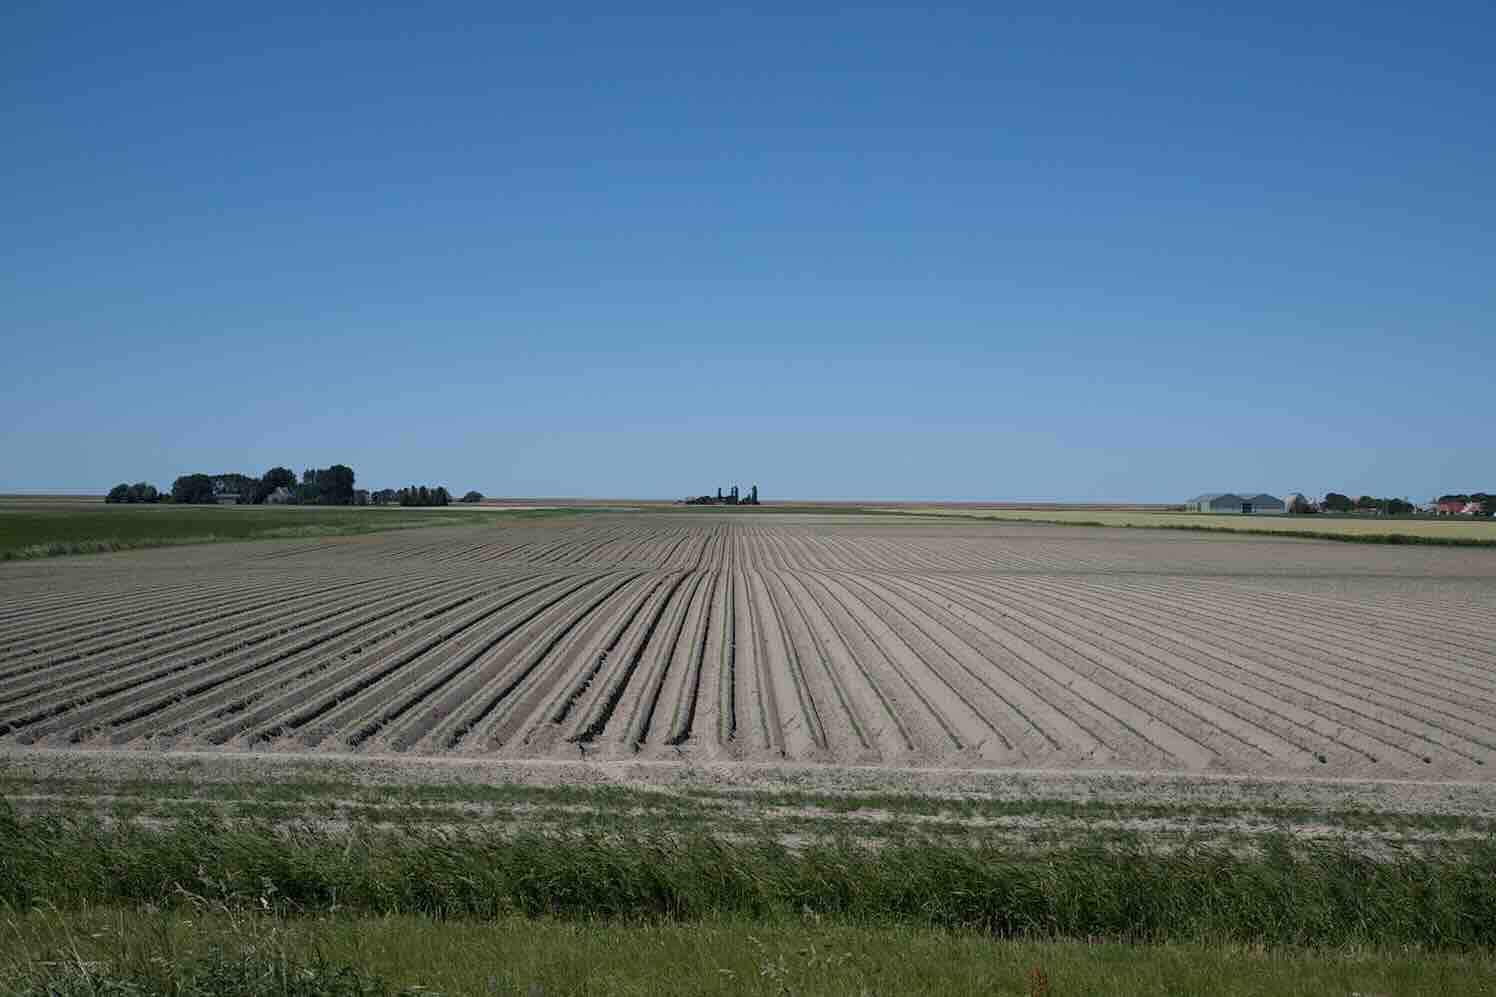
top-left (4, 3), bottom-right (1492, 501)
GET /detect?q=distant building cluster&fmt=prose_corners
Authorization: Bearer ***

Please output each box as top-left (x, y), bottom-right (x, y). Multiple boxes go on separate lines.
top-left (1184, 493), bottom-right (1285, 515)
top-left (1185, 491), bottom-right (1494, 517)
top-left (682, 484), bottom-right (760, 506)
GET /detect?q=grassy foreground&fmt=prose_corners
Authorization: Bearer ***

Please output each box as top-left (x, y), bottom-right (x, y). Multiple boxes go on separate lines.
top-left (0, 501), bottom-right (564, 560)
top-left (887, 505), bottom-right (1496, 545)
top-left (4, 801), bottom-right (1496, 994)
top-left (4, 805), bottom-right (1495, 950)
top-left (8, 909), bottom-right (1496, 996)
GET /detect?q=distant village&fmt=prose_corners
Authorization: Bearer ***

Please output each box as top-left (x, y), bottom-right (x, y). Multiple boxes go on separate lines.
top-left (1186, 491), bottom-right (1494, 517)
top-left (680, 484), bottom-right (760, 506)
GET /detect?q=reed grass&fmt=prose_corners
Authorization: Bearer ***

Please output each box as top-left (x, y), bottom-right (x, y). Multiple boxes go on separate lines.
top-left (3, 805), bottom-right (1493, 951)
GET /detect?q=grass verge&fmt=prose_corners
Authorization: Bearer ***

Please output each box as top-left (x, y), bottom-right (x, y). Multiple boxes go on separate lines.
top-left (0, 505), bottom-right (581, 561)
top-left (3, 804), bottom-right (1495, 950)
top-left (8, 909), bottom-right (1496, 996)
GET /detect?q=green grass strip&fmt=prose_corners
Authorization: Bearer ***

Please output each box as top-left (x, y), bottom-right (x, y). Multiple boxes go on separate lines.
top-left (3, 805), bottom-right (1495, 950)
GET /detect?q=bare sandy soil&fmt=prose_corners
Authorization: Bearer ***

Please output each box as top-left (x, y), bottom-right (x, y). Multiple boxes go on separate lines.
top-left (3, 514), bottom-right (1494, 791)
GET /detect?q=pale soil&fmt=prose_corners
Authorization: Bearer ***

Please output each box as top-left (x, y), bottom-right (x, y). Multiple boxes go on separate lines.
top-left (2, 514), bottom-right (1494, 792)
top-left (4, 748), bottom-right (1496, 852)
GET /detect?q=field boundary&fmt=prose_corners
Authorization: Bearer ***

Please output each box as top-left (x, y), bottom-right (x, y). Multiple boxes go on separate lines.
top-left (877, 508), bottom-right (1496, 547)
top-left (5, 747), bottom-right (1494, 817)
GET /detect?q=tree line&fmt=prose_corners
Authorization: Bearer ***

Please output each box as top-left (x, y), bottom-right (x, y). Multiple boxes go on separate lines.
top-left (1318, 493), bottom-right (1416, 516)
top-left (106, 465), bottom-right (466, 507)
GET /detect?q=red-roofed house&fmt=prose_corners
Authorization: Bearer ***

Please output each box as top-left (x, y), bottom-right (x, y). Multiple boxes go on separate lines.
top-left (1437, 499), bottom-right (1468, 515)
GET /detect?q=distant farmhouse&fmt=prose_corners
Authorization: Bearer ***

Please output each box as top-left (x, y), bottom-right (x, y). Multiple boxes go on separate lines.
top-left (682, 484), bottom-right (760, 506)
top-left (1184, 493), bottom-right (1285, 515)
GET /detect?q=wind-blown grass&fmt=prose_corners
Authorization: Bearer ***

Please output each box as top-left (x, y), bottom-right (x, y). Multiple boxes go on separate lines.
top-left (3, 805), bottom-right (1494, 950)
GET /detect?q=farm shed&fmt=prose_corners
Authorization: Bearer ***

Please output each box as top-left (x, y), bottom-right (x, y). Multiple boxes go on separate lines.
top-left (1185, 493), bottom-right (1285, 514)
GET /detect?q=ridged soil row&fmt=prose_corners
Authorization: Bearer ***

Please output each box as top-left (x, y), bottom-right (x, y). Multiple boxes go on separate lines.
top-left (0, 571), bottom-right (421, 706)
top-left (297, 571), bottom-right (625, 748)
top-left (812, 572), bottom-right (1012, 763)
top-left (379, 573), bottom-right (646, 753)
top-left (0, 573), bottom-right (382, 694)
top-left (243, 539), bottom-right (357, 562)
top-left (716, 542), bottom-right (739, 751)
top-left (790, 569), bottom-right (959, 759)
top-left (557, 528), bottom-right (662, 568)
top-left (836, 573), bottom-right (1053, 760)
top-left (999, 573), bottom-right (1438, 768)
top-left (0, 575), bottom-right (228, 640)
top-left (345, 573), bottom-right (630, 752)
top-left (0, 572), bottom-right (364, 675)
top-left (679, 535), bottom-right (735, 758)
top-left (494, 573), bottom-right (674, 755)
top-left (873, 565), bottom-right (1130, 760)
top-left (331, 573), bottom-right (647, 751)
top-left (243, 573), bottom-right (626, 750)
top-left (612, 571), bottom-right (712, 753)
top-left (104, 574), bottom-right (538, 746)
top-left (1064, 573), bottom-right (1496, 751)
top-left (936, 574), bottom-right (1319, 768)
top-left (758, 569), bottom-right (878, 762)
top-left (190, 576), bottom-right (577, 747)
top-left (1121, 575), bottom-right (1496, 700)
top-left (772, 571), bottom-right (910, 761)
top-left (944, 575), bottom-right (1425, 769)
top-left (3, 577), bottom-right (459, 747)
top-left (0, 574), bottom-right (432, 738)
top-left (902, 575), bottom-right (1253, 770)
top-left (1121, 575), bottom-right (1496, 724)
top-left (500, 527), bottom-right (621, 567)
top-left (415, 572), bottom-right (645, 753)
top-left (1053, 576), bottom-right (1496, 766)
top-left (746, 568), bottom-right (825, 759)
top-left (562, 572), bottom-right (696, 747)
top-left (872, 573), bottom-right (1162, 767)
top-left (822, 534), bottom-right (946, 573)
top-left (852, 573), bottom-right (1091, 761)
top-left (657, 569), bottom-right (722, 751)
top-left (415, 538), bottom-right (522, 566)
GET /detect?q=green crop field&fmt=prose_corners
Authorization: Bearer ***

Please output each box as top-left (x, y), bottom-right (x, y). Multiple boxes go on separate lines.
top-left (0, 498), bottom-right (546, 560)
top-left (887, 504), bottom-right (1496, 544)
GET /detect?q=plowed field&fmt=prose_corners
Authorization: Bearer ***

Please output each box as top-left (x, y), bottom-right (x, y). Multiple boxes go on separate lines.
top-left (3, 514), bottom-right (1494, 780)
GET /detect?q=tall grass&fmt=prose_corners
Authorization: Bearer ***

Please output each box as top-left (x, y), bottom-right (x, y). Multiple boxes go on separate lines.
top-left (3, 806), bottom-right (1494, 950)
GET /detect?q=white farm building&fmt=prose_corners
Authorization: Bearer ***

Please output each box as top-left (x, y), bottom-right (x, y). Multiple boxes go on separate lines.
top-left (1185, 493), bottom-right (1286, 515)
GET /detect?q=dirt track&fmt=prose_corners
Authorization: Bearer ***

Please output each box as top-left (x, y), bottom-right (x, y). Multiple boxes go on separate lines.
top-left (2, 514), bottom-right (1494, 781)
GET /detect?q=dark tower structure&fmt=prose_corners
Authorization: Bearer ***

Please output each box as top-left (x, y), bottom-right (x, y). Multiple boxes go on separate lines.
top-left (750, 485), bottom-right (758, 504)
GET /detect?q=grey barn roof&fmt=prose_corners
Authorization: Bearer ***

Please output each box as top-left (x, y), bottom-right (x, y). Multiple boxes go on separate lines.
top-left (1188, 492), bottom-right (1284, 505)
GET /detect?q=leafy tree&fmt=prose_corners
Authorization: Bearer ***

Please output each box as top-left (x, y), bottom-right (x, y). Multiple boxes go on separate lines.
top-left (1288, 495), bottom-right (1315, 515)
top-left (106, 483), bottom-right (130, 503)
top-left (461, 491), bottom-right (484, 503)
top-left (172, 474), bottom-right (216, 504)
top-left (1322, 493), bottom-right (1353, 513)
top-left (319, 464), bottom-right (356, 505)
top-left (129, 482), bottom-right (159, 503)
top-left (249, 466), bottom-right (297, 503)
